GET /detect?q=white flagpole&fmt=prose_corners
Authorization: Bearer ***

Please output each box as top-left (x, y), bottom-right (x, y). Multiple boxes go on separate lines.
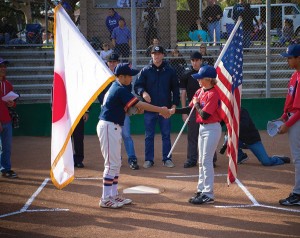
top-left (167, 106), bottom-right (195, 158)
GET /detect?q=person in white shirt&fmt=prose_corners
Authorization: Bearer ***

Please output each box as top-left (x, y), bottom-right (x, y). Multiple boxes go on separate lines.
top-left (141, 0), bottom-right (159, 46)
top-left (100, 42), bottom-right (113, 63)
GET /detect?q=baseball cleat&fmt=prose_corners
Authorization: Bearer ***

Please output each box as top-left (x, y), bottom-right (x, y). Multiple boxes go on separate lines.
top-left (276, 156), bottom-right (291, 164)
top-left (114, 195), bottom-right (133, 205)
top-left (143, 161), bottom-right (154, 168)
top-left (129, 160), bottom-right (139, 170)
top-left (237, 153), bottom-right (249, 164)
top-left (189, 194), bottom-right (214, 205)
top-left (163, 159), bottom-right (175, 168)
top-left (184, 161), bottom-right (197, 168)
top-left (279, 193), bottom-right (300, 206)
top-left (99, 197), bottom-right (123, 209)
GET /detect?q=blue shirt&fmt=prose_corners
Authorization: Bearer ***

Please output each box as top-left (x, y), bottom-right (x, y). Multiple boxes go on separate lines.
top-left (99, 81), bottom-right (138, 126)
top-left (106, 12), bottom-right (121, 34)
top-left (112, 26), bottom-right (131, 44)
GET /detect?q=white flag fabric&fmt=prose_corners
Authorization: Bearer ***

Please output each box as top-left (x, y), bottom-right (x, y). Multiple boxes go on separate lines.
top-left (51, 5), bottom-right (115, 189)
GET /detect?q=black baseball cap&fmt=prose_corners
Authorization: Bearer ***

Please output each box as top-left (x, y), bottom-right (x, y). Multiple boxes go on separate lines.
top-left (114, 63), bottom-right (140, 76)
top-left (107, 53), bottom-right (119, 62)
top-left (151, 45), bottom-right (165, 54)
top-left (190, 52), bottom-right (202, 60)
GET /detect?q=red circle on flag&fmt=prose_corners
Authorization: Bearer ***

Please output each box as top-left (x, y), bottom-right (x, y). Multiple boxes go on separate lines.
top-left (52, 72), bottom-right (67, 123)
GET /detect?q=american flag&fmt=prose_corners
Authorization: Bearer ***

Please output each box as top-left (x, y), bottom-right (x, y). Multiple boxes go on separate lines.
top-left (215, 20), bottom-right (243, 184)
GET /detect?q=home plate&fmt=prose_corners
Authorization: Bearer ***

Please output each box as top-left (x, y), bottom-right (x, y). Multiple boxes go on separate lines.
top-left (123, 186), bottom-right (162, 194)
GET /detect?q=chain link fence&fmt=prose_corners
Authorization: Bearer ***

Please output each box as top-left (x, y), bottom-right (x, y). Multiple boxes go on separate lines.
top-left (1, 0), bottom-right (300, 103)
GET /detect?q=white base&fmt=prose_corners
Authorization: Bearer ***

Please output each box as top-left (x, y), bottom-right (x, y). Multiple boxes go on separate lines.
top-left (123, 185), bottom-right (161, 194)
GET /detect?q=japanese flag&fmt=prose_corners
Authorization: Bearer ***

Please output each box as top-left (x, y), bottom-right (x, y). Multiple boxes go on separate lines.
top-left (51, 5), bottom-right (115, 189)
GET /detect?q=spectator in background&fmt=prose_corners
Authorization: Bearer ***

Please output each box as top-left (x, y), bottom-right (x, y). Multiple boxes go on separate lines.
top-left (42, 31), bottom-right (54, 45)
top-left (241, 3), bottom-right (258, 49)
top-left (112, 17), bottom-right (131, 60)
top-left (188, 19), bottom-right (209, 43)
top-left (169, 48), bottom-right (187, 80)
top-left (253, 18), bottom-right (266, 41)
top-left (136, 0), bottom-right (148, 7)
top-left (199, 43), bottom-right (214, 66)
top-left (279, 19), bottom-right (294, 46)
top-left (145, 38), bottom-right (160, 57)
top-left (0, 58), bottom-right (18, 178)
top-left (141, 0), bottom-right (159, 47)
top-left (0, 17), bottom-right (17, 45)
top-left (106, 8), bottom-right (121, 37)
top-left (100, 42), bottom-right (113, 63)
top-left (72, 111), bottom-right (89, 168)
top-left (232, 0), bottom-right (245, 23)
top-left (189, 17), bottom-right (207, 33)
top-left (203, 0), bottom-right (223, 45)
top-left (117, 0), bottom-right (130, 7)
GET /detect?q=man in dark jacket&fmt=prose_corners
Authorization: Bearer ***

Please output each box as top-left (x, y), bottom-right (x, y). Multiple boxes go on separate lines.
top-left (241, 4), bottom-right (259, 49)
top-left (232, 0), bottom-right (245, 23)
top-left (179, 52), bottom-right (203, 168)
top-left (134, 45), bottom-right (180, 169)
top-left (203, 0), bottom-right (223, 45)
top-left (238, 107), bottom-right (290, 166)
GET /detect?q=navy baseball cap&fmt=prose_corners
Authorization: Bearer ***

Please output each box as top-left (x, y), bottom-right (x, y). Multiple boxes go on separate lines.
top-left (190, 52), bottom-right (202, 60)
top-left (281, 44), bottom-right (300, 57)
top-left (192, 65), bottom-right (217, 80)
top-left (151, 45), bottom-right (164, 54)
top-left (114, 63), bottom-right (140, 76)
top-left (0, 57), bottom-right (9, 65)
top-left (107, 53), bottom-right (119, 62)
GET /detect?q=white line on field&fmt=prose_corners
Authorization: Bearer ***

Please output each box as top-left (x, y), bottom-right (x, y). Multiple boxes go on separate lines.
top-left (0, 178), bottom-right (69, 218)
top-left (20, 178), bottom-right (50, 212)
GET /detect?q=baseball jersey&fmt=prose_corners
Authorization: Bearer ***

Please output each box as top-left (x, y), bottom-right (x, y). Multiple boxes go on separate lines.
top-left (282, 71), bottom-right (300, 127)
top-left (99, 80), bottom-right (138, 126)
top-left (0, 78), bottom-right (14, 123)
top-left (189, 86), bottom-right (221, 124)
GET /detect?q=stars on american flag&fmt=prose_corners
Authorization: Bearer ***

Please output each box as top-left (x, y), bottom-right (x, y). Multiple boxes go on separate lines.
top-left (222, 25), bottom-right (244, 91)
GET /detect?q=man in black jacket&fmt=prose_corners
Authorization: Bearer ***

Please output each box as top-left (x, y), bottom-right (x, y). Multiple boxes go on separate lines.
top-left (241, 4), bottom-right (259, 49)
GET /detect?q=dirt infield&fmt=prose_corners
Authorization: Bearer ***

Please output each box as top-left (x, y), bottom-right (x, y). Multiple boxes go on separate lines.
top-left (0, 132), bottom-right (300, 238)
